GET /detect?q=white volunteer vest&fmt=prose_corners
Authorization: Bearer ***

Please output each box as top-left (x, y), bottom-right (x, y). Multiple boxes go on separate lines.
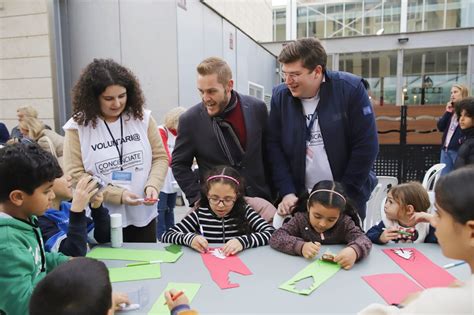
top-left (64, 110), bottom-right (155, 227)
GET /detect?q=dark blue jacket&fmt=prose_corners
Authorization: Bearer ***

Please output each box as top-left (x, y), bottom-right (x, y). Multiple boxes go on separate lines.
top-left (267, 70), bottom-right (378, 217)
top-left (38, 201), bottom-right (110, 256)
top-left (437, 111), bottom-right (462, 150)
top-left (366, 220), bottom-right (437, 244)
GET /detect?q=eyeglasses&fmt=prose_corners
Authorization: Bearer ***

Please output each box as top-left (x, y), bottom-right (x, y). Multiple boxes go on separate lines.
top-left (280, 70), bottom-right (314, 81)
top-left (208, 196), bottom-right (236, 207)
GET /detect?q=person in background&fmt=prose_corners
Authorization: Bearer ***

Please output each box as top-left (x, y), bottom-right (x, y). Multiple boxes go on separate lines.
top-left (157, 107), bottom-right (187, 241)
top-left (29, 257), bottom-right (131, 315)
top-left (359, 166), bottom-right (473, 314)
top-left (366, 182), bottom-right (437, 244)
top-left (0, 122), bottom-right (9, 145)
top-left (10, 105), bottom-right (51, 140)
top-left (39, 173), bottom-right (111, 256)
top-left (270, 180), bottom-right (371, 270)
top-left (437, 83), bottom-right (469, 175)
top-left (454, 97), bottom-right (474, 169)
top-left (18, 116), bottom-right (64, 159)
top-left (267, 38), bottom-right (378, 221)
top-left (0, 143), bottom-right (69, 315)
top-left (63, 58), bottom-right (168, 242)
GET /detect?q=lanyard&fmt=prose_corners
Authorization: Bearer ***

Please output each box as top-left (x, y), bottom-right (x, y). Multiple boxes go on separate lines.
top-left (104, 115), bottom-right (124, 171)
top-left (305, 108), bottom-right (318, 142)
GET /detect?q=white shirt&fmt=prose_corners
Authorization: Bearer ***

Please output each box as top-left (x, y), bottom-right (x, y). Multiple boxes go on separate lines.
top-left (302, 94), bottom-right (333, 191)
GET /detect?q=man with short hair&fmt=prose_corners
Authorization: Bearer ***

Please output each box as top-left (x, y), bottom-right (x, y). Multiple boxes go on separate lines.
top-left (268, 38), bottom-right (378, 219)
top-left (172, 57), bottom-right (272, 208)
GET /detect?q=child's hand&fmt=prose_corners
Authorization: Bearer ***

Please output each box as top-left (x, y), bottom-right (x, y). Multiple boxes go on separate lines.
top-left (70, 175), bottom-right (99, 213)
top-left (222, 239), bottom-right (243, 256)
top-left (164, 289), bottom-right (189, 311)
top-left (191, 235), bottom-right (208, 253)
top-left (301, 241), bottom-right (320, 259)
top-left (112, 292), bottom-right (130, 310)
top-left (379, 227), bottom-right (399, 243)
top-left (408, 212), bottom-right (434, 226)
top-left (334, 247), bottom-right (357, 270)
top-left (90, 192), bottom-right (104, 209)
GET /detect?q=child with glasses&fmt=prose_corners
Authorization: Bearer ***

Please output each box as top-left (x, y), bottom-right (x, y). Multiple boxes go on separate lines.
top-left (161, 166), bottom-right (275, 256)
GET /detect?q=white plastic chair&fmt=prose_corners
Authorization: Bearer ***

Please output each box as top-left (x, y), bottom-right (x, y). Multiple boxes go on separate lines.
top-left (364, 176), bottom-right (398, 231)
top-left (422, 163), bottom-right (446, 191)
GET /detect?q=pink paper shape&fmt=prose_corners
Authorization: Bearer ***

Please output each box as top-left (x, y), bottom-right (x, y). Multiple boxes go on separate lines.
top-left (200, 247), bottom-right (252, 289)
top-left (363, 273), bottom-right (423, 304)
top-left (383, 248), bottom-right (456, 288)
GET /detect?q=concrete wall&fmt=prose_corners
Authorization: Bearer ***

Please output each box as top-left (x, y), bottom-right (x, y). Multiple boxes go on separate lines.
top-left (0, 0), bottom-right (55, 132)
top-left (203, 0), bottom-right (273, 42)
top-left (60, 0), bottom-right (179, 124)
top-left (177, 0), bottom-right (277, 108)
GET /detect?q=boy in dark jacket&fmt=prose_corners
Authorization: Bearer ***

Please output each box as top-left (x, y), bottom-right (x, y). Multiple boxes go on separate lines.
top-left (38, 174), bottom-right (110, 256)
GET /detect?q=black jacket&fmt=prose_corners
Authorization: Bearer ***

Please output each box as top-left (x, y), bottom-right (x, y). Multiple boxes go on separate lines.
top-left (454, 127), bottom-right (474, 169)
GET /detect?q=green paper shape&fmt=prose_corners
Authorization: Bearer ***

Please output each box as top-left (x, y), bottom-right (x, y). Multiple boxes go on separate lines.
top-left (108, 263), bottom-right (161, 283)
top-left (165, 244), bottom-right (182, 254)
top-left (86, 247), bottom-right (183, 263)
top-left (148, 282), bottom-right (201, 315)
top-left (279, 259), bottom-right (341, 295)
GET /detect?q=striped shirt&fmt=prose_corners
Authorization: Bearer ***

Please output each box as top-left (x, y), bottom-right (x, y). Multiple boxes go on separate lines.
top-left (161, 205), bottom-right (275, 249)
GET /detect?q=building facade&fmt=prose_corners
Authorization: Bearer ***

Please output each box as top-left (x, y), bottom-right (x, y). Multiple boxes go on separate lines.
top-left (268, 0), bottom-right (474, 106)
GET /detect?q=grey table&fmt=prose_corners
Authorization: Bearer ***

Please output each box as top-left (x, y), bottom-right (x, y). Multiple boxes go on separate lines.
top-left (106, 243), bottom-right (470, 315)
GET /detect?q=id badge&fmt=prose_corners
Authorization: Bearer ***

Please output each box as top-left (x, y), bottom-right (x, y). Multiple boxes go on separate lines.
top-left (112, 171), bottom-right (132, 182)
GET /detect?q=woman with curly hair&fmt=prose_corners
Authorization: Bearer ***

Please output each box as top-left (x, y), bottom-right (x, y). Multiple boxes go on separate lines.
top-left (63, 59), bottom-right (168, 242)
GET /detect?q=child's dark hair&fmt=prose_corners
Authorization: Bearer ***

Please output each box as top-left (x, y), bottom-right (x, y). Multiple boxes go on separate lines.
top-left (389, 182), bottom-right (431, 214)
top-left (200, 166), bottom-right (251, 235)
top-left (29, 257), bottom-right (112, 315)
top-left (435, 165), bottom-right (474, 224)
top-left (455, 96), bottom-right (474, 119)
top-left (0, 143), bottom-right (63, 202)
top-left (292, 180), bottom-right (361, 228)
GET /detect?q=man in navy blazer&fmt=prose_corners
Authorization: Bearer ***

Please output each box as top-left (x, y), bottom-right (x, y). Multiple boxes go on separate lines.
top-left (172, 57), bottom-right (271, 207)
top-left (267, 38), bottom-right (378, 219)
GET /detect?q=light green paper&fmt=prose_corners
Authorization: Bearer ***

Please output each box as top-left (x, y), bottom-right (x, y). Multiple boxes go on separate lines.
top-left (148, 282), bottom-right (201, 315)
top-left (279, 259), bottom-right (341, 295)
top-left (86, 247), bottom-right (183, 263)
top-left (108, 263), bottom-right (161, 283)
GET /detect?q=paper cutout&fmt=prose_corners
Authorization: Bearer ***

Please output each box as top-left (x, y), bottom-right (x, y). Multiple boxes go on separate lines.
top-left (108, 263), bottom-right (161, 282)
top-left (393, 248), bottom-right (413, 260)
top-left (147, 282), bottom-right (200, 315)
top-left (279, 259), bottom-right (341, 295)
top-left (200, 247), bottom-right (252, 289)
top-left (210, 248), bottom-right (226, 259)
top-left (87, 247), bottom-right (183, 263)
top-left (362, 273), bottom-right (423, 304)
top-left (165, 244), bottom-right (182, 254)
top-left (383, 248), bottom-right (456, 288)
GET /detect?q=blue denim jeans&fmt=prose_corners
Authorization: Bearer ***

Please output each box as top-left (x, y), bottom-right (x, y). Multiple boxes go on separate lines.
top-left (440, 149), bottom-right (458, 175)
top-left (156, 192), bottom-right (177, 241)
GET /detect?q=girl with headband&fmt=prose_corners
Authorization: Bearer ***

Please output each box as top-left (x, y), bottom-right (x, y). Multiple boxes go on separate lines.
top-left (270, 180), bottom-right (371, 269)
top-left (162, 166), bottom-right (274, 256)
